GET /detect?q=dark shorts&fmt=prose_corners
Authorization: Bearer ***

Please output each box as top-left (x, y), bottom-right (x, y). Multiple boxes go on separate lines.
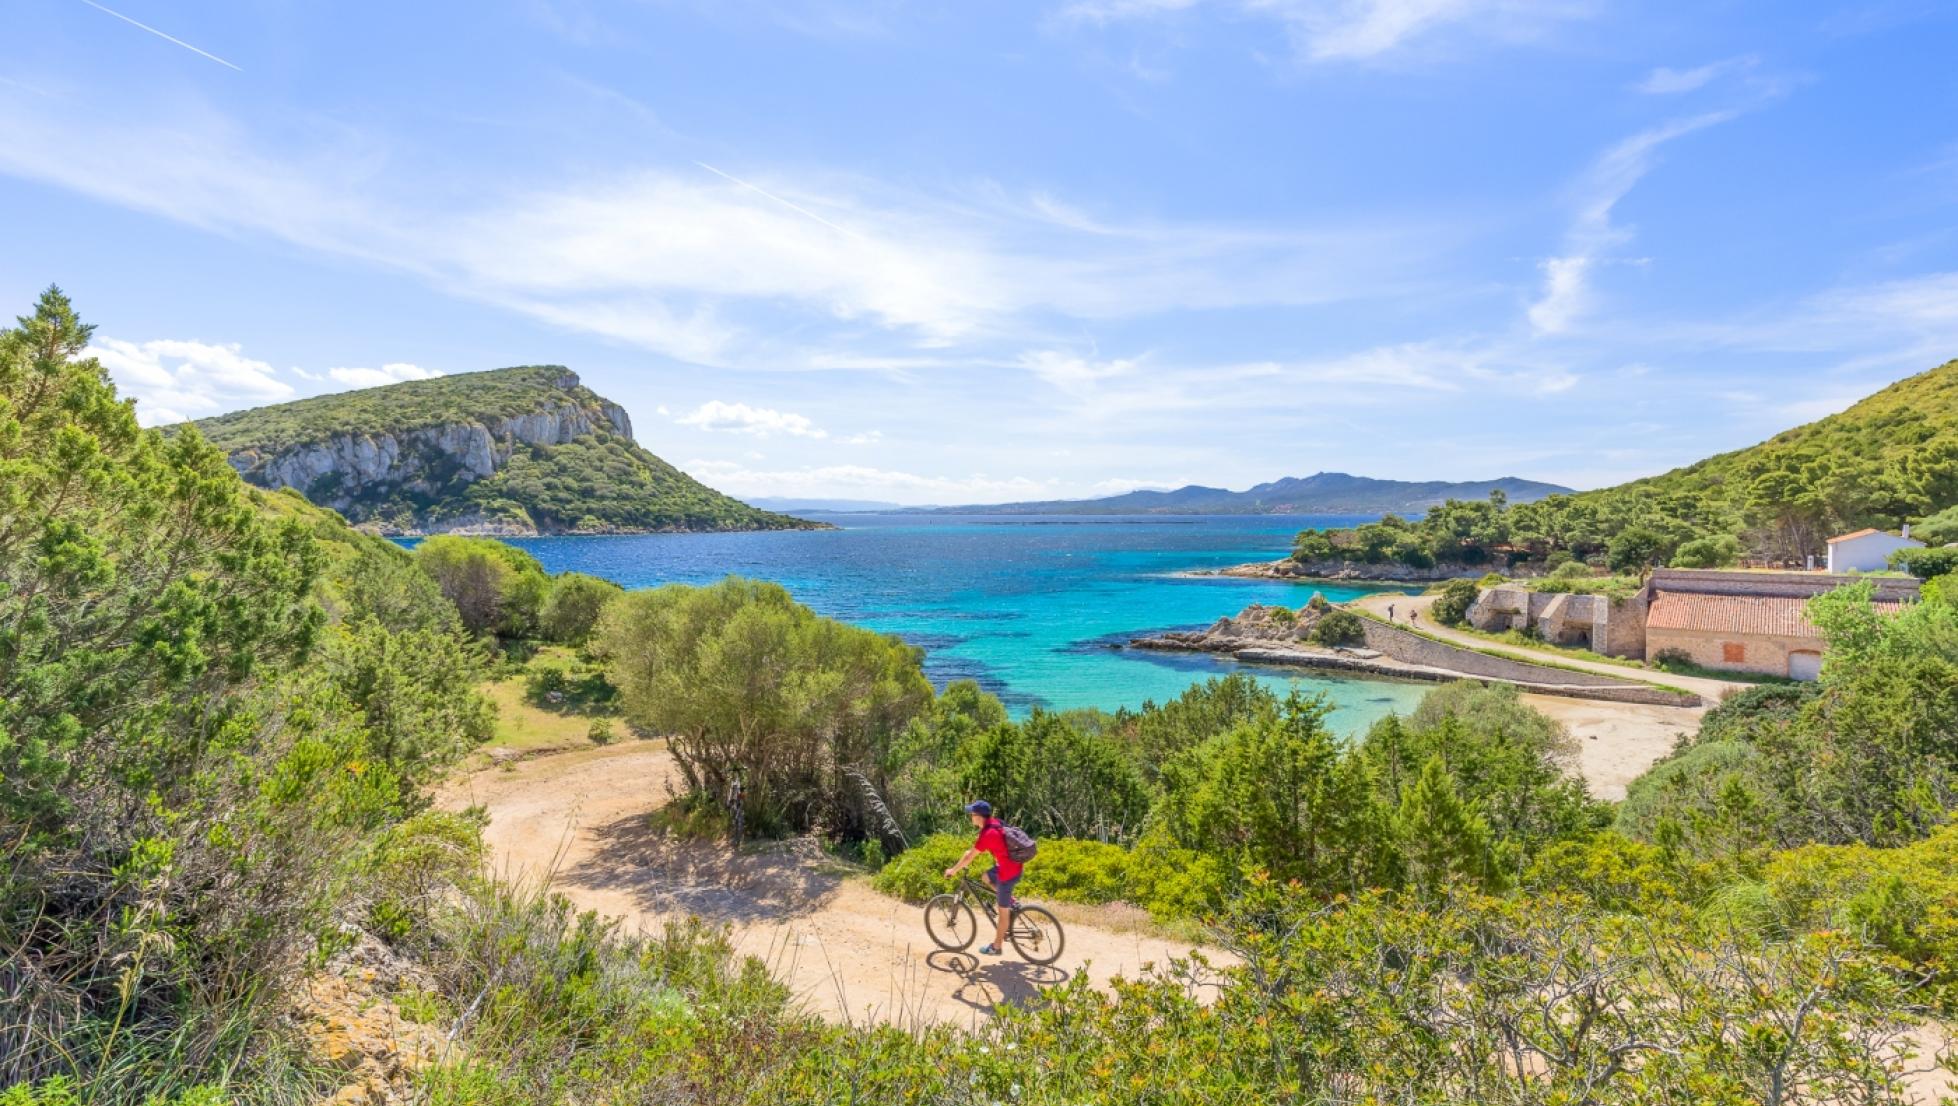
top-left (984, 867), bottom-right (1020, 908)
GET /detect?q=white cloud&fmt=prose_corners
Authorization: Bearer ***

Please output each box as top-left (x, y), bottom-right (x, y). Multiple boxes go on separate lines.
top-left (676, 400), bottom-right (828, 438)
top-left (1018, 349), bottom-right (1140, 398)
top-left (1061, 0), bottom-right (1593, 63)
top-left (0, 92), bottom-right (1452, 367)
top-left (1636, 56), bottom-right (1755, 95)
top-left (844, 430), bottom-right (884, 445)
top-left (1528, 111), bottom-right (1737, 335)
top-left (89, 337), bottom-right (294, 426)
top-left (326, 362), bottom-right (441, 388)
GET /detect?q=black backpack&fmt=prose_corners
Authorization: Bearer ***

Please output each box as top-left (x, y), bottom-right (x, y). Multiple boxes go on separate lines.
top-left (1000, 823), bottom-right (1038, 863)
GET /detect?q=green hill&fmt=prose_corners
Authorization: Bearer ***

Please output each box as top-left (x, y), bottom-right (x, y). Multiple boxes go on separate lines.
top-left (1289, 358), bottom-right (1958, 569)
top-left (188, 365), bottom-right (816, 535)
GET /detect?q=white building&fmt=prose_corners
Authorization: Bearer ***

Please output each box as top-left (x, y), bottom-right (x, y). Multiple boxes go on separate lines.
top-left (1825, 526), bottom-right (1923, 573)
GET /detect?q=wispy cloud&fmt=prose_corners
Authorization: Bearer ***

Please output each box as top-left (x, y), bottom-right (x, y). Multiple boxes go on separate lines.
top-left (0, 91), bottom-right (1449, 367)
top-left (1060, 0), bottom-right (1594, 63)
top-left (89, 337), bottom-right (293, 425)
top-left (1636, 55), bottom-right (1756, 95)
top-left (1528, 111), bottom-right (1737, 335)
top-left (676, 400), bottom-right (828, 438)
top-left (76, 0), bottom-right (241, 71)
top-left (327, 362), bottom-right (441, 388)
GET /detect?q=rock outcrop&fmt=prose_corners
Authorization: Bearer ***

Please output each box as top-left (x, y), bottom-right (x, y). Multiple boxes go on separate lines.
top-left (190, 364), bottom-right (814, 535)
top-left (227, 381), bottom-right (632, 519)
top-left (1216, 558), bottom-right (1499, 582)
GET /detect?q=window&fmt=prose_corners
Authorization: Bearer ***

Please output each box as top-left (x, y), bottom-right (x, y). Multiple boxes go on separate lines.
top-left (1722, 641), bottom-right (1746, 664)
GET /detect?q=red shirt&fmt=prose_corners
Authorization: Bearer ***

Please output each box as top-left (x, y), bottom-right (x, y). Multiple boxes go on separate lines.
top-left (974, 818), bottom-right (1024, 880)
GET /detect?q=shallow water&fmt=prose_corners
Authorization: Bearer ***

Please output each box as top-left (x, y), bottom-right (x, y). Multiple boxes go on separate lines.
top-left (490, 513), bottom-right (1430, 734)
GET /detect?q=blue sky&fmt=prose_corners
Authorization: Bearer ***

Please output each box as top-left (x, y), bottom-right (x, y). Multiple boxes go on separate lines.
top-left (3, 0), bottom-right (1955, 505)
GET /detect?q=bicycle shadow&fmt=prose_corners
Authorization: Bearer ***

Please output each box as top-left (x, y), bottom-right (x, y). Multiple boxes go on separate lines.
top-left (926, 950), bottom-right (1072, 1015)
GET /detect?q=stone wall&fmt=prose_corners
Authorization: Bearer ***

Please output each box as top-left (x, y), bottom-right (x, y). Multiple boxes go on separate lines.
top-left (1645, 626), bottom-right (1817, 680)
top-left (1358, 619), bottom-right (1686, 697)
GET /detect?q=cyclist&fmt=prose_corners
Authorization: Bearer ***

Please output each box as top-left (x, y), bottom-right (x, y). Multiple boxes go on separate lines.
top-left (942, 800), bottom-right (1023, 956)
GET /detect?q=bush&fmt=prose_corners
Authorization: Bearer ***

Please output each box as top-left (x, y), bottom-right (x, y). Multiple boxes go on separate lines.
top-left (587, 718), bottom-right (615, 745)
top-left (872, 834), bottom-right (1136, 908)
top-left (1672, 534), bottom-right (1742, 568)
top-left (1650, 647), bottom-right (1694, 671)
top-left (1430, 578), bottom-right (1479, 626)
top-left (1549, 559), bottom-right (1595, 581)
top-left (1309, 608), bottom-right (1365, 646)
top-left (414, 535), bottom-right (550, 638)
top-left (1914, 503), bottom-right (1958, 547)
top-left (597, 578), bottom-right (934, 840)
top-left (1893, 545), bottom-right (1958, 579)
top-left (958, 712), bottom-right (1152, 842)
top-left (539, 572), bottom-right (623, 645)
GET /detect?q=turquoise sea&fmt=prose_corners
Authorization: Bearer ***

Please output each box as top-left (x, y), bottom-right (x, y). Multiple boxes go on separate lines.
top-left (495, 513), bottom-right (1430, 735)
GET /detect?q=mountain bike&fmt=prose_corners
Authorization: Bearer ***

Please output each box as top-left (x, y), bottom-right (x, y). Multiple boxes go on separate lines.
top-left (924, 875), bottom-right (1065, 965)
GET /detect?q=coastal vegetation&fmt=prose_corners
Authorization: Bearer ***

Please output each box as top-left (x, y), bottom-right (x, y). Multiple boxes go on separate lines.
top-left (6, 289), bottom-right (1957, 1102)
top-left (1287, 358), bottom-right (1958, 572)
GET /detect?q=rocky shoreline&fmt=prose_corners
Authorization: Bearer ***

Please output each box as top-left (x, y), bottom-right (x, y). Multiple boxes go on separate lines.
top-left (1130, 604), bottom-right (1699, 708)
top-left (1208, 558), bottom-right (1496, 582)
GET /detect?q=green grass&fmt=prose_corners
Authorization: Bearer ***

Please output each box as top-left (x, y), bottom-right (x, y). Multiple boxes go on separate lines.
top-left (479, 647), bottom-right (625, 756)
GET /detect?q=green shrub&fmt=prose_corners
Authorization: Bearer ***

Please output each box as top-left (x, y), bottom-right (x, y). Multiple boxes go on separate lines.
top-left (587, 718), bottom-right (615, 745)
top-left (1430, 578), bottom-right (1479, 626)
top-left (539, 572), bottom-right (623, 645)
top-left (1549, 559), bottom-right (1595, 581)
top-left (1305, 591), bottom-right (1332, 613)
top-left (1915, 504), bottom-right (1958, 547)
top-left (1309, 608), bottom-right (1365, 646)
top-left (1893, 545), bottom-right (1958, 579)
top-left (1672, 534), bottom-right (1742, 568)
top-left (872, 834), bottom-right (1138, 908)
top-left (1267, 604), bottom-right (1297, 625)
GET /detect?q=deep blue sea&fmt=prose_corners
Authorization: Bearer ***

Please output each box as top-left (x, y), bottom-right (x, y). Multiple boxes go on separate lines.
top-left (492, 513), bottom-right (1429, 734)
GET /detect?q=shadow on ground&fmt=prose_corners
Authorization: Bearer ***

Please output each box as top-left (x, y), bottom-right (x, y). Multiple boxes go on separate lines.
top-left (561, 811), bottom-right (844, 924)
top-left (926, 950), bottom-right (1072, 1014)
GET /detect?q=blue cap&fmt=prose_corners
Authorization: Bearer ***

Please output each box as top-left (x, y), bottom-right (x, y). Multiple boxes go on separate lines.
top-left (965, 800), bottom-right (993, 817)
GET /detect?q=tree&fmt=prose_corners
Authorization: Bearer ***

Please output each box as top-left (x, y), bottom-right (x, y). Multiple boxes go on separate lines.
top-left (1155, 695), bottom-right (1398, 897)
top-left (1397, 757), bottom-right (1499, 896)
top-left (539, 571), bottom-right (623, 644)
top-left (1671, 534), bottom-right (1741, 568)
top-left (958, 712), bottom-right (1151, 842)
top-left (1606, 526), bottom-right (1667, 575)
top-left (1430, 578), bottom-right (1480, 626)
top-left (413, 535), bottom-right (549, 638)
top-left (1309, 608), bottom-right (1366, 646)
top-left (597, 577), bottom-right (934, 838)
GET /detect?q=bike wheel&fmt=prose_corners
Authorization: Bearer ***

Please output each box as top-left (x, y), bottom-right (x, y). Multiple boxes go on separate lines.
top-left (1009, 904), bottom-right (1065, 965)
top-left (924, 894), bottom-right (977, 952)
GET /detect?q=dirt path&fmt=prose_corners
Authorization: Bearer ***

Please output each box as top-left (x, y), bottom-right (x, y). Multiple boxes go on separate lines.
top-left (438, 743), bottom-right (1227, 1028)
top-left (1349, 592), bottom-right (1729, 799)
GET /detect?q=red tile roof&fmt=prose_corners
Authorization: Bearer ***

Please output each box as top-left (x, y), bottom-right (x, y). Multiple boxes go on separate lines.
top-left (1827, 528), bottom-right (1882, 543)
top-left (1647, 592), bottom-right (1905, 639)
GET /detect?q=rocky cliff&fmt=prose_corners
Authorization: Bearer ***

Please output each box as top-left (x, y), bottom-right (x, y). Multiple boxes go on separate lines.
top-left (191, 366), bottom-right (814, 535)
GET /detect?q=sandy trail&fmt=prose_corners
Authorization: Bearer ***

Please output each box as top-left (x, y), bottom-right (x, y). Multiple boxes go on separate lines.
top-left (438, 743), bottom-right (1226, 1028)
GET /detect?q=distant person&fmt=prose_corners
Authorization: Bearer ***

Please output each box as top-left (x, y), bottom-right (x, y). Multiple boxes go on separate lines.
top-left (1387, 603), bottom-right (1396, 621)
top-left (943, 800), bottom-right (1026, 956)
top-left (1410, 611), bottom-right (1420, 628)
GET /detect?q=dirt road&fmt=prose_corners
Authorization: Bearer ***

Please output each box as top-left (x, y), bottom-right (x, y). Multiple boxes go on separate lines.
top-left (438, 743), bottom-right (1227, 1028)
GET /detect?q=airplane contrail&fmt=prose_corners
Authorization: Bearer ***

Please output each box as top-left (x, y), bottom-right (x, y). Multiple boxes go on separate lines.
top-left (695, 161), bottom-right (861, 239)
top-left (78, 0), bottom-right (242, 71)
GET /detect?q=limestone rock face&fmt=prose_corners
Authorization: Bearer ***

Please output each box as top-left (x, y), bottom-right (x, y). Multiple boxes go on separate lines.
top-left (227, 396), bottom-right (624, 519)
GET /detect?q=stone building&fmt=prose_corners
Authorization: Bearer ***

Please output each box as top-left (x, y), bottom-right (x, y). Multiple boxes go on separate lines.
top-left (1466, 568), bottom-right (1920, 680)
top-left (1641, 568), bottom-right (1917, 680)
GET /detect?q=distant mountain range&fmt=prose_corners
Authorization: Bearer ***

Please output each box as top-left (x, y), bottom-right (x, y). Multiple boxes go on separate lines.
top-left (926, 473), bottom-right (1573, 516)
top-left (747, 496), bottom-right (907, 513)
